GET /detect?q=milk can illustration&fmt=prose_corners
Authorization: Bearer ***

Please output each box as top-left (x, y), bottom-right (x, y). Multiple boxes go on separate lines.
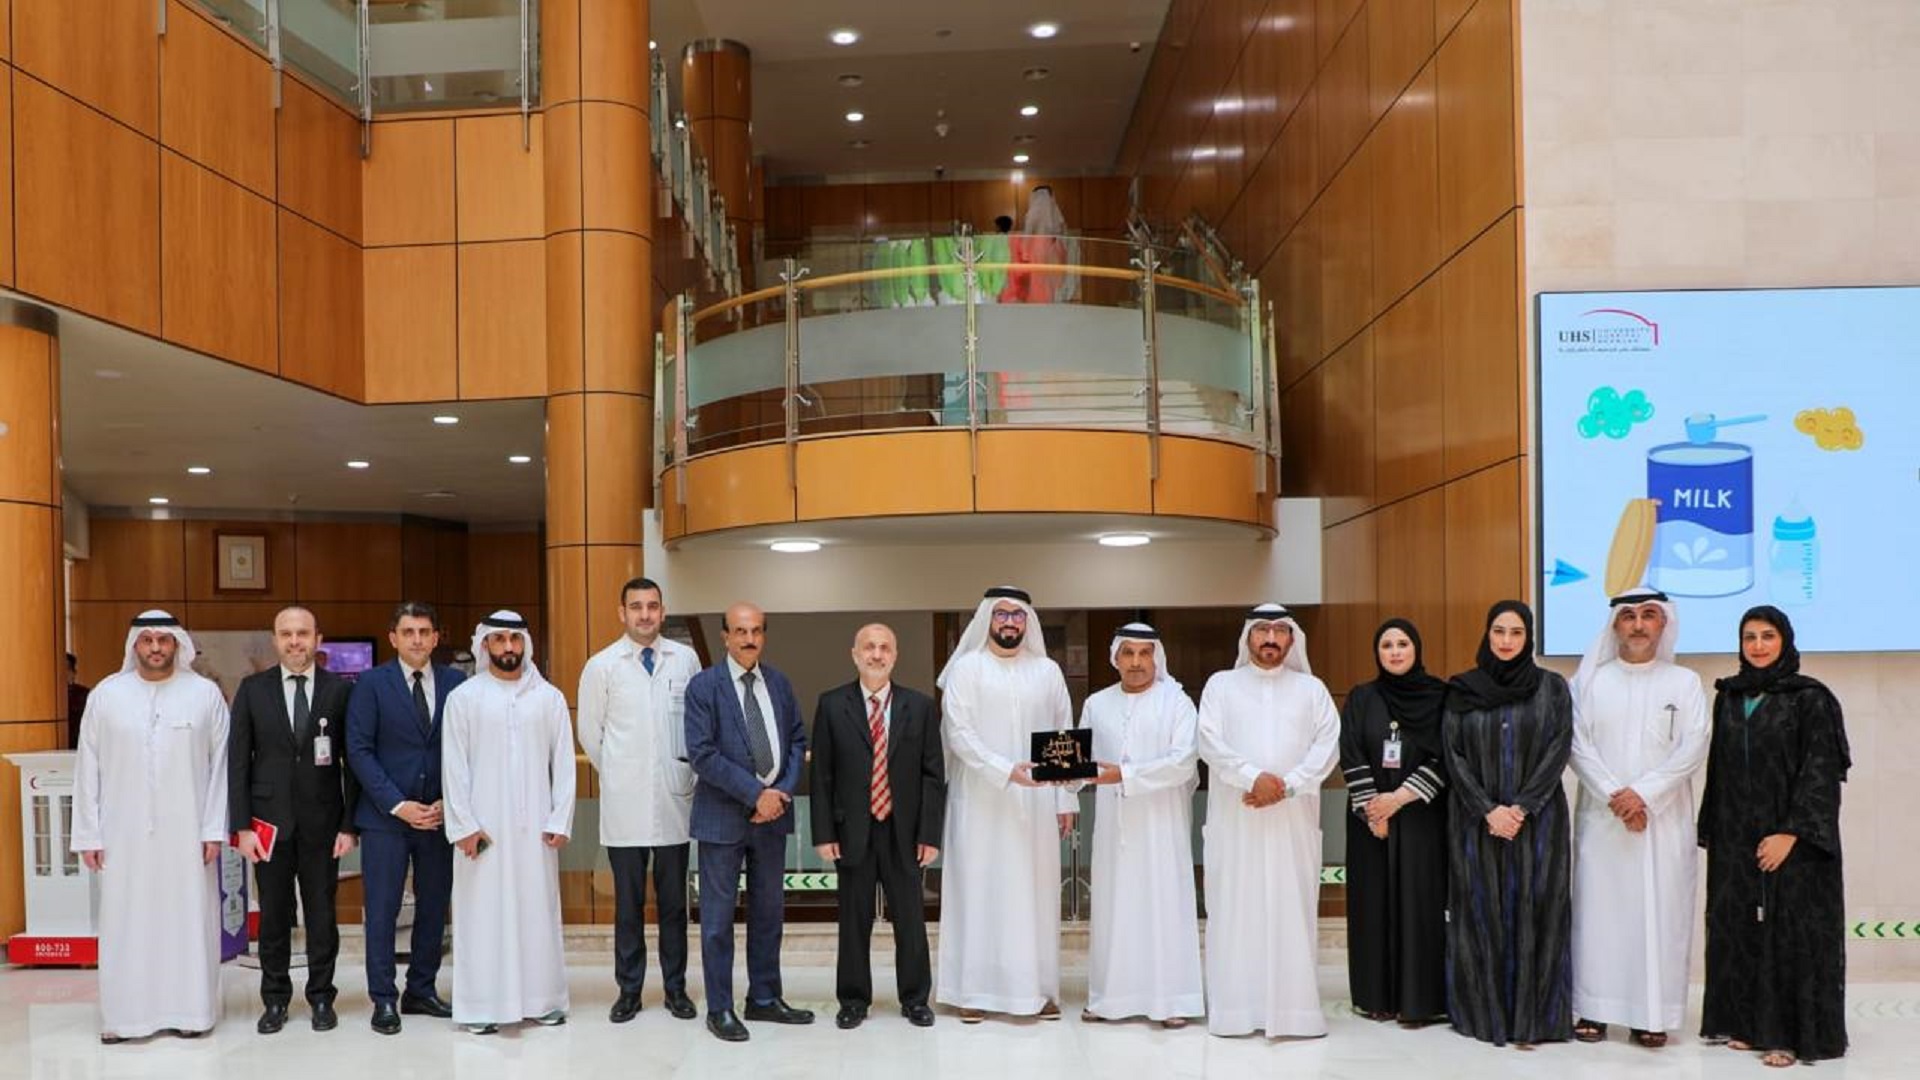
top-left (1645, 441), bottom-right (1755, 597)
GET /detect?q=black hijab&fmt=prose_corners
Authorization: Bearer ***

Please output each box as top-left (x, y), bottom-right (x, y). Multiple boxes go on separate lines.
top-left (1714, 605), bottom-right (1852, 776)
top-left (1447, 600), bottom-right (1544, 711)
top-left (1366, 618), bottom-right (1448, 752)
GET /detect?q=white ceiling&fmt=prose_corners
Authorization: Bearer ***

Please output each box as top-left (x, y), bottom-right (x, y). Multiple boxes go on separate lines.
top-left (652, 0), bottom-right (1170, 181)
top-left (49, 305), bottom-right (546, 525)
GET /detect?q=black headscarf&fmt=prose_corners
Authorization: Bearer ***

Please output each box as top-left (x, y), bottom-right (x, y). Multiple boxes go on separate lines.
top-left (1366, 618), bottom-right (1448, 752)
top-left (1714, 605), bottom-right (1852, 776)
top-left (1447, 600), bottom-right (1544, 711)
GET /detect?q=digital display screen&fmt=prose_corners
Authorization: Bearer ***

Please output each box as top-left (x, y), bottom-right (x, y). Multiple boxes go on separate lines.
top-left (315, 638), bottom-right (377, 680)
top-left (1536, 287), bottom-right (1920, 654)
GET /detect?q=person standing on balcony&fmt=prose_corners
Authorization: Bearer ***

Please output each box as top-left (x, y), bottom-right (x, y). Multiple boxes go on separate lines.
top-left (1000, 186), bottom-right (1069, 303)
top-left (934, 586), bottom-right (1078, 1024)
top-left (577, 577), bottom-right (703, 1024)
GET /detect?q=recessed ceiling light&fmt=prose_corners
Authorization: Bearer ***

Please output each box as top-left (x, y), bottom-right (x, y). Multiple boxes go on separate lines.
top-left (1012, 152), bottom-right (1031, 164)
top-left (1023, 66), bottom-right (1051, 81)
top-left (186, 465), bottom-right (212, 475)
top-left (421, 490), bottom-right (456, 499)
top-left (432, 414), bottom-right (459, 425)
top-left (673, 118), bottom-right (686, 130)
top-left (1019, 104), bottom-right (1040, 117)
top-left (148, 496), bottom-right (170, 506)
top-left (770, 539), bottom-right (821, 554)
top-left (836, 73), bottom-right (864, 87)
top-left (1028, 22), bottom-right (1060, 39)
top-left (845, 110), bottom-right (865, 123)
top-left (508, 454), bottom-right (532, 464)
top-left (829, 28), bottom-right (860, 46)
top-left (346, 460), bottom-right (371, 470)
top-left (93, 369), bottom-right (125, 380)
top-left (648, 39), bottom-right (657, 50)
top-left (1098, 532), bottom-right (1151, 548)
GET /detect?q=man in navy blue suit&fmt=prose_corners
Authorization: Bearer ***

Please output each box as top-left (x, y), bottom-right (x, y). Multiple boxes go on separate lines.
top-left (685, 602), bottom-right (813, 1042)
top-left (346, 602), bottom-right (465, 1035)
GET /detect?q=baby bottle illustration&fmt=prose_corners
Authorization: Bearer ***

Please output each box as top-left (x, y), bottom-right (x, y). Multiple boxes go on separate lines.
top-left (1768, 500), bottom-right (1818, 607)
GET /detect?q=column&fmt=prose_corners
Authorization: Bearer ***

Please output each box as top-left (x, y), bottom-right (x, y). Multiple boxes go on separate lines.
top-left (682, 39), bottom-right (756, 287)
top-left (0, 299), bottom-right (65, 938)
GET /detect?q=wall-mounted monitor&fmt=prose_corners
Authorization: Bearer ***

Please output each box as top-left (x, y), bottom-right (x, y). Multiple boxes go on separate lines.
top-left (315, 637), bottom-right (378, 681)
top-left (1536, 287), bottom-right (1920, 654)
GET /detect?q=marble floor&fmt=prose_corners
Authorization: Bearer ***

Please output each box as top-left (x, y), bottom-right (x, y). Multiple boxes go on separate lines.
top-left (2, 955), bottom-right (1913, 1079)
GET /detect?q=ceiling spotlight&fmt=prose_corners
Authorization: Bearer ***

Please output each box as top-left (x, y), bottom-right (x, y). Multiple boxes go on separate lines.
top-left (1028, 22), bottom-right (1060, 39)
top-left (432, 414), bottom-right (459, 425)
top-left (346, 460), bottom-right (371, 470)
top-left (673, 117), bottom-right (686, 130)
top-left (845, 110), bottom-right (865, 123)
top-left (1019, 104), bottom-right (1040, 117)
top-left (148, 496), bottom-right (170, 506)
top-left (508, 454), bottom-right (532, 464)
top-left (1012, 152), bottom-right (1031, 164)
top-left (770, 539), bottom-right (822, 554)
top-left (836, 73), bottom-right (864, 87)
top-left (1098, 532), bottom-right (1151, 548)
top-left (187, 465), bottom-right (212, 475)
top-left (829, 28), bottom-right (860, 46)
top-left (1023, 66), bottom-right (1051, 81)
top-left (648, 39), bottom-right (657, 50)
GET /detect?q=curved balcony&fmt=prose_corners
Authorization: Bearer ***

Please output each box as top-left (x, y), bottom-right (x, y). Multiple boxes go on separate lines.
top-left (656, 234), bottom-right (1281, 545)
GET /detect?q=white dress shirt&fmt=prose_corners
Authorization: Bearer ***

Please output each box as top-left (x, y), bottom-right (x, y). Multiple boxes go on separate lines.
top-left (577, 635), bottom-right (701, 846)
top-left (280, 664), bottom-right (316, 731)
top-left (859, 680), bottom-right (894, 743)
top-left (727, 655), bottom-right (783, 784)
top-left (400, 659), bottom-right (436, 722)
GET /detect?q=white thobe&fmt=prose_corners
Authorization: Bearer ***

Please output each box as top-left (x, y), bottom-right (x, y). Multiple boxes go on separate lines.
top-left (443, 671), bottom-right (577, 1024)
top-left (1084, 681), bottom-right (1204, 1021)
top-left (70, 670), bottom-right (230, 1039)
top-left (576, 636), bottom-right (700, 847)
top-left (936, 651), bottom-right (1077, 1013)
top-left (1570, 659), bottom-right (1709, 1032)
top-left (1197, 664), bottom-right (1339, 1037)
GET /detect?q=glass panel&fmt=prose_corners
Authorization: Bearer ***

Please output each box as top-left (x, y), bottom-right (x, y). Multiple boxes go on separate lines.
top-left (368, 0), bottom-right (535, 112)
top-left (193, 0), bottom-right (269, 49)
top-left (685, 292), bottom-right (788, 454)
top-left (60, 795), bottom-right (79, 876)
top-left (975, 235), bottom-right (1149, 430)
top-left (31, 795), bottom-right (51, 877)
top-left (1156, 271), bottom-right (1257, 444)
top-left (281, 0), bottom-right (361, 104)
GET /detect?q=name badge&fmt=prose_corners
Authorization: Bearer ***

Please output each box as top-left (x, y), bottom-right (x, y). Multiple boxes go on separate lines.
top-left (314, 719), bottom-right (333, 766)
top-left (1381, 736), bottom-right (1402, 769)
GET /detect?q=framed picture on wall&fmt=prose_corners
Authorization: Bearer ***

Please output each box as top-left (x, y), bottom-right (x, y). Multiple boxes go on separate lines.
top-left (215, 533), bottom-right (269, 592)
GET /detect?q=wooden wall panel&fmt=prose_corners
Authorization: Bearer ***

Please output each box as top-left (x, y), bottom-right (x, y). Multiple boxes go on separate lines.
top-left (0, 0), bottom-right (11, 59)
top-left (1436, 0), bottom-right (1517, 255)
top-left (69, 520), bottom-right (186, 602)
top-left (13, 0), bottom-right (159, 135)
top-left (363, 119), bottom-right (456, 247)
top-left (581, 393), bottom-right (647, 546)
top-left (13, 77), bottom-right (161, 334)
top-left (1375, 487), bottom-right (1450, 672)
top-left (764, 184), bottom-right (804, 242)
top-left (0, 507), bottom-right (60, 722)
top-left (545, 393), bottom-right (586, 545)
top-left (1276, 210), bottom-right (1321, 386)
top-left (1369, 0), bottom-right (1437, 119)
top-left (1316, 9), bottom-right (1372, 186)
top-left (469, 531), bottom-right (543, 610)
top-left (800, 185), bottom-right (866, 238)
top-left (160, 152), bottom-right (279, 373)
top-left (1317, 154), bottom-right (1373, 356)
top-left (0, 326), bottom-right (56, 506)
top-left (1154, 437), bottom-right (1263, 524)
top-left (1279, 355), bottom-right (1323, 498)
top-left (278, 210), bottom-right (365, 399)
top-left (1436, 0), bottom-right (1476, 40)
top-left (277, 79), bottom-right (363, 243)
top-left (543, 103), bottom-right (584, 235)
top-left (1320, 329), bottom-right (1375, 523)
top-left (1439, 212), bottom-right (1522, 479)
top-left (581, 102), bottom-right (650, 236)
top-left (1372, 278), bottom-right (1446, 502)
top-left (456, 114), bottom-right (545, 242)
top-left (160, 2), bottom-right (275, 196)
top-left (1320, 511), bottom-right (1378, 695)
top-left (579, 0), bottom-right (650, 107)
top-left (1369, 64), bottom-right (1440, 314)
top-left (1442, 460), bottom-right (1524, 671)
top-left (294, 523), bottom-right (404, 601)
top-left (862, 183), bottom-right (932, 234)
top-left (181, 600), bottom-right (283, 632)
top-left (1080, 177), bottom-right (1131, 236)
top-left (183, 521), bottom-right (299, 601)
top-left (795, 432), bottom-right (972, 521)
top-left (458, 240), bottom-right (548, 400)
top-left (1318, 0), bottom-right (1365, 64)
top-left (70, 602), bottom-right (162, 686)
top-left (0, 75), bottom-right (12, 287)
top-left (582, 232), bottom-right (648, 394)
top-left (364, 246), bottom-right (458, 403)
top-left (683, 444), bottom-right (796, 533)
top-left (975, 431), bottom-right (1151, 514)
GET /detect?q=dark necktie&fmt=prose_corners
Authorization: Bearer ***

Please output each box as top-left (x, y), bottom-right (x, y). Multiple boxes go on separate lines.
top-left (292, 674), bottom-right (310, 737)
top-left (869, 693), bottom-right (892, 821)
top-left (412, 670), bottom-right (431, 732)
top-left (740, 671), bottom-right (775, 776)
top-left (642, 646), bottom-right (655, 675)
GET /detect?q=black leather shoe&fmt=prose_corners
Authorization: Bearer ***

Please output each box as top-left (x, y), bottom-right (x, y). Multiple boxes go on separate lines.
top-left (401, 993), bottom-right (453, 1018)
top-left (835, 1003), bottom-right (867, 1030)
top-left (311, 1000), bottom-right (338, 1031)
top-left (706, 1009), bottom-right (750, 1042)
top-left (257, 1004), bottom-right (288, 1035)
top-left (744, 998), bottom-right (815, 1025)
top-left (371, 1002), bottom-right (401, 1035)
top-left (609, 992), bottom-right (642, 1024)
top-left (903, 1003), bottom-right (935, 1027)
top-left (664, 989), bottom-right (698, 1020)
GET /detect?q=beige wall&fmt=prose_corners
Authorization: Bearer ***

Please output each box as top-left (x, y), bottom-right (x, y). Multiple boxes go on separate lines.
top-left (1523, 0), bottom-right (1920, 976)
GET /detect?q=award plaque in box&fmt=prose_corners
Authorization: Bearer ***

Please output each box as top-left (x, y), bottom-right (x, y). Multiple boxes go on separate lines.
top-left (1030, 728), bottom-right (1096, 781)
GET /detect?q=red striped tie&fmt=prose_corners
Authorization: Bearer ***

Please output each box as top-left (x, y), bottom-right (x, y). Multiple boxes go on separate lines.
top-left (868, 692), bottom-right (892, 821)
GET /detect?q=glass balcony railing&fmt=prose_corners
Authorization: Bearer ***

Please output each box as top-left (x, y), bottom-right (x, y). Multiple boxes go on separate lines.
top-left (662, 232), bottom-right (1280, 474)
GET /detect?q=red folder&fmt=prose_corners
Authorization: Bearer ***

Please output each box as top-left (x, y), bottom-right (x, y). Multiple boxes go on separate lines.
top-left (243, 817), bottom-right (277, 860)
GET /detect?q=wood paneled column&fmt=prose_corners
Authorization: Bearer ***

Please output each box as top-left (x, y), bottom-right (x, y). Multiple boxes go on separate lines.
top-left (681, 39), bottom-right (756, 287)
top-left (540, 0), bottom-right (652, 707)
top-left (0, 299), bottom-right (65, 937)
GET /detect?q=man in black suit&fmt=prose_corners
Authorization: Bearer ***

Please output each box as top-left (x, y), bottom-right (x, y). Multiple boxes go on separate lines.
top-left (229, 606), bottom-right (360, 1034)
top-left (810, 623), bottom-right (946, 1029)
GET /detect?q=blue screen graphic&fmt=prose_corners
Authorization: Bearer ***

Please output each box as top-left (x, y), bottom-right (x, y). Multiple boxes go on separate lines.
top-left (1536, 287), bottom-right (1920, 654)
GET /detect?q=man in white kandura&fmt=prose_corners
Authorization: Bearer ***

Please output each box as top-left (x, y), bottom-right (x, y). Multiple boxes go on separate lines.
top-left (442, 610), bottom-right (577, 1034)
top-left (1198, 603), bottom-right (1339, 1039)
top-left (1568, 586), bottom-right (1709, 1048)
top-left (71, 610), bottom-right (231, 1043)
top-left (935, 585), bottom-right (1078, 1024)
top-left (1079, 623), bottom-right (1203, 1029)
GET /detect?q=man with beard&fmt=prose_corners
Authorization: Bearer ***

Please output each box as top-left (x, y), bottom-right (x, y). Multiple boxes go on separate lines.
top-left (1568, 587), bottom-right (1709, 1047)
top-left (934, 586), bottom-right (1077, 1023)
top-left (72, 611), bottom-right (230, 1042)
top-left (1197, 604), bottom-right (1339, 1038)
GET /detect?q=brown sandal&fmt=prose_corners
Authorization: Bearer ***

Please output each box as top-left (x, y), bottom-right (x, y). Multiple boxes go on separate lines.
top-left (1760, 1049), bottom-right (1796, 1068)
top-left (1573, 1018), bottom-right (1606, 1042)
top-left (1630, 1029), bottom-right (1668, 1048)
